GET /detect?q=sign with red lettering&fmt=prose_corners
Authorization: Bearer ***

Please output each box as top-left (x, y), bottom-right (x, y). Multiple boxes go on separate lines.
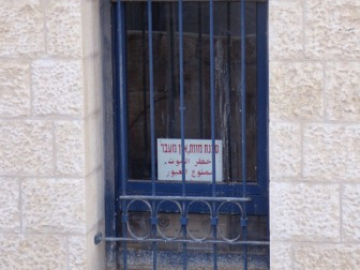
top-left (157, 138), bottom-right (223, 182)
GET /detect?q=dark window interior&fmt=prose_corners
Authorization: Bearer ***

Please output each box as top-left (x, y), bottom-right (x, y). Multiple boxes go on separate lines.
top-left (125, 2), bottom-right (258, 182)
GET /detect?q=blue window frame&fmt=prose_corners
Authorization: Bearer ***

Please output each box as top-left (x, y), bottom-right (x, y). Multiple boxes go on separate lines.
top-left (114, 0), bottom-right (268, 216)
top-left (97, 0), bottom-right (269, 269)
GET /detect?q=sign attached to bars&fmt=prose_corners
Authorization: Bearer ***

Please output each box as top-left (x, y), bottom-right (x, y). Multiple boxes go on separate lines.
top-left (157, 138), bottom-right (223, 182)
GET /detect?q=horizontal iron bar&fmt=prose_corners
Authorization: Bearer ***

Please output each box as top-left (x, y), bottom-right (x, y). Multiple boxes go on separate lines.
top-left (94, 233), bottom-right (269, 246)
top-left (119, 195), bottom-right (251, 202)
top-left (112, 0), bottom-right (265, 2)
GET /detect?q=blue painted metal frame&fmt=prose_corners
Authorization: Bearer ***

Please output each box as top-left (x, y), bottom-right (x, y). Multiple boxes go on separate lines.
top-left (115, 2), bottom-right (129, 269)
top-left (255, 1), bottom-right (269, 215)
top-left (113, 1), bottom-right (268, 216)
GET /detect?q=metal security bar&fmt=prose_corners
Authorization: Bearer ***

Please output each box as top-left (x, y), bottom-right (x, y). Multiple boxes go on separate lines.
top-left (96, 0), bottom-right (269, 269)
top-left (111, 0), bottom-right (266, 2)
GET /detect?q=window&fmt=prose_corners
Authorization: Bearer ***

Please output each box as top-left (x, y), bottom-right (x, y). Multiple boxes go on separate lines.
top-left (100, 0), bottom-right (269, 268)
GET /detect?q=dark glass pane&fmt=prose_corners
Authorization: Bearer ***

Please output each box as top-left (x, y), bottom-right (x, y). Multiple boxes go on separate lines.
top-left (126, 1), bottom-right (257, 182)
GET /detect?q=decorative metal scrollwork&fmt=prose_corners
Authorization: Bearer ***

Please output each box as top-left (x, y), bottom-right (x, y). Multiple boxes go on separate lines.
top-left (123, 195), bottom-right (246, 243)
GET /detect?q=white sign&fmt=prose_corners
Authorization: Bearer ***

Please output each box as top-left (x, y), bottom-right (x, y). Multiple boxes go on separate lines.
top-left (157, 138), bottom-right (223, 182)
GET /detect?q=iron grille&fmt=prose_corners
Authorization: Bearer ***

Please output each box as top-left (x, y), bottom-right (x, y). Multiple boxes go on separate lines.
top-left (96, 0), bottom-right (269, 269)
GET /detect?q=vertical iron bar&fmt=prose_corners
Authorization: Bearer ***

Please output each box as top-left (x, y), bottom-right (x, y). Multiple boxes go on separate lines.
top-left (178, 0), bottom-right (187, 269)
top-left (141, 4), bottom-right (149, 173)
top-left (240, 0), bottom-right (248, 269)
top-left (116, 1), bottom-right (128, 269)
top-left (209, 0), bottom-right (217, 269)
top-left (225, 2), bottom-right (232, 181)
top-left (147, 0), bottom-right (157, 269)
top-left (197, 3), bottom-right (203, 138)
top-left (166, 5), bottom-right (172, 138)
top-left (108, 6), bottom-right (120, 268)
top-left (166, 4), bottom-right (176, 138)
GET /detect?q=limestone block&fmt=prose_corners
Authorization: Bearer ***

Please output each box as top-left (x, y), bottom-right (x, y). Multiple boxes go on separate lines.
top-left (345, 125), bottom-right (360, 181)
top-left (0, 1), bottom-right (45, 58)
top-left (68, 228), bottom-right (105, 270)
top-left (85, 112), bottom-right (103, 174)
top-left (305, 0), bottom-right (360, 60)
top-left (326, 62), bottom-right (360, 121)
top-left (68, 237), bottom-right (86, 270)
top-left (293, 244), bottom-right (360, 270)
top-left (269, 122), bottom-right (301, 180)
top-left (81, 0), bottom-right (101, 58)
top-left (270, 62), bottom-right (324, 120)
top-left (32, 59), bottom-right (84, 117)
top-left (269, 0), bottom-right (303, 60)
top-left (0, 60), bottom-right (30, 118)
top-left (270, 182), bottom-right (340, 241)
top-left (86, 169), bottom-right (104, 231)
top-left (0, 179), bottom-right (19, 231)
top-left (47, 0), bottom-right (82, 58)
top-left (343, 184), bottom-right (360, 241)
top-left (83, 56), bottom-right (103, 115)
top-left (0, 120), bottom-right (53, 176)
top-left (270, 242), bottom-right (293, 270)
top-left (0, 234), bottom-right (67, 270)
top-left (303, 124), bottom-right (347, 181)
top-left (86, 227), bottom-right (105, 270)
top-left (22, 178), bottom-right (86, 234)
top-left (55, 121), bottom-right (86, 176)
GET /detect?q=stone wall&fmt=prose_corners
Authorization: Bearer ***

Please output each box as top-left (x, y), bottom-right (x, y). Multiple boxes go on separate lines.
top-left (0, 0), bottom-right (105, 269)
top-left (269, 0), bottom-right (360, 268)
top-left (1, 0), bottom-right (359, 269)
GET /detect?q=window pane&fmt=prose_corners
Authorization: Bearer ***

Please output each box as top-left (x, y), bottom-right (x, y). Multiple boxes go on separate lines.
top-left (126, 1), bottom-right (257, 182)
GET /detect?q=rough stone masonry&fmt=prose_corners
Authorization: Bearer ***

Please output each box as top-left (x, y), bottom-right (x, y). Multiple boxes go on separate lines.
top-left (0, 0), bottom-right (360, 269)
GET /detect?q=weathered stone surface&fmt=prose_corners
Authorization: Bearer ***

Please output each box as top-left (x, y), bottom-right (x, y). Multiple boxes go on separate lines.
top-left (345, 125), bottom-right (360, 181)
top-left (269, 122), bottom-right (301, 181)
top-left (326, 62), bottom-right (360, 121)
top-left (55, 121), bottom-right (85, 176)
top-left (47, 0), bottom-right (82, 58)
top-left (294, 244), bottom-right (360, 270)
top-left (83, 56), bottom-right (103, 115)
top-left (68, 237), bottom-right (86, 270)
top-left (270, 62), bottom-right (324, 120)
top-left (303, 124), bottom-right (347, 181)
top-left (0, 0), bottom-right (45, 58)
top-left (0, 61), bottom-right (30, 117)
top-left (270, 182), bottom-right (340, 241)
top-left (86, 169), bottom-right (104, 231)
top-left (0, 120), bottom-right (53, 176)
top-left (269, 0), bottom-right (303, 60)
top-left (0, 179), bottom-right (19, 231)
top-left (81, 0), bottom-right (101, 58)
top-left (305, 0), bottom-right (360, 60)
top-left (22, 178), bottom-right (86, 234)
top-left (85, 112), bottom-right (103, 174)
top-left (270, 242), bottom-right (293, 270)
top-left (343, 184), bottom-right (360, 241)
top-left (68, 230), bottom-right (105, 270)
top-left (32, 59), bottom-right (84, 117)
top-left (86, 227), bottom-right (105, 270)
top-left (0, 234), bottom-right (67, 270)
top-left (303, 124), bottom-right (360, 181)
